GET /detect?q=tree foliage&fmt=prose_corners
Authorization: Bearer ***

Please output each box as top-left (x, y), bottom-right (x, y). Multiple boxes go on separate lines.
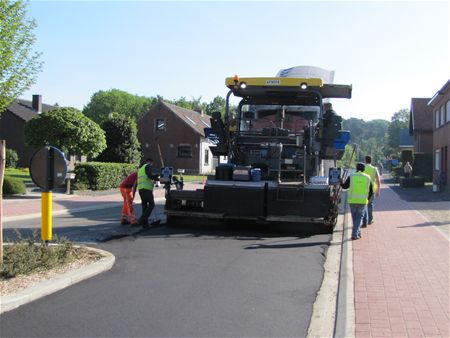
top-left (0, 0), bottom-right (43, 114)
top-left (337, 144), bottom-right (357, 169)
top-left (342, 118), bottom-right (389, 164)
top-left (24, 107), bottom-right (106, 158)
top-left (82, 89), bottom-right (156, 125)
top-left (385, 109), bottom-right (410, 156)
top-left (205, 96), bottom-right (226, 116)
top-left (174, 96), bottom-right (207, 113)
top-left (95, 115), bottom-right (141, 165)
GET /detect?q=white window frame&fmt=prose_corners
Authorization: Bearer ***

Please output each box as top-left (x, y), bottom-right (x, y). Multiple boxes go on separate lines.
top-left (435, 149), bottom-right (440, 171)
top-left (446, 100), bottom-right (450, 123)
top-left (155, 118), bottom-right (166, 131)
top-left (204, 149), bottom-right (209, 166)
top-left (177, 144), bottom-right (192, 158)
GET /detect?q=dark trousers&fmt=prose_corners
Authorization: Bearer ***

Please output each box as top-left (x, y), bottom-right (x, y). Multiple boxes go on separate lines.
top-left (138, 189), bottom-right (155, 225)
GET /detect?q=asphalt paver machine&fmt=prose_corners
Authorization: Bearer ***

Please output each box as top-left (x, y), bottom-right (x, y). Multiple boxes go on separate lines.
top-left (165, 76), bottom-right (352, 233)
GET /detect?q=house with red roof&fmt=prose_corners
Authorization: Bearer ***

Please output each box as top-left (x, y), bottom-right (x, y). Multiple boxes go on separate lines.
top-left (0, 95), bottom-right (57, 167)
top-left (428, 79), bottom-right (450, 191)
top-left (137, 101), bottom-right (216, 174)
top-left (409, 98), bottom-right (433, 153)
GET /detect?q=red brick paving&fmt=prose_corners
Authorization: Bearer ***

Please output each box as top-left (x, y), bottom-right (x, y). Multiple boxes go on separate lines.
top-left (2, 184), bottom-right (203, 219)
top-left (353, 184), bottom-right (449, 338)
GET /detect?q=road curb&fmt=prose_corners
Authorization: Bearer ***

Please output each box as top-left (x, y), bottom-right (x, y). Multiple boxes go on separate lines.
top-left (0, 247), bottom-right (115, 314)
top-left (307, 209), bottom-right (345, 338)
top-left (334, 203), bottom-right (355, 338)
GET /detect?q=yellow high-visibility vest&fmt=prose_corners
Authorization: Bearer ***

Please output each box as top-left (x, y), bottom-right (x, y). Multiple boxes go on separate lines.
top-left (137, 164), bottom-right (154, 191)
top-left (348, 172), bottom-right (371, 204)
top-left (364, 164), bottom-right (378, 193)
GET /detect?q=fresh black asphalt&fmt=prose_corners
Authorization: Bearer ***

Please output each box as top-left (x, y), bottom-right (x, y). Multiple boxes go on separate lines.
top-left (1, 204), bottom-right (331, 337)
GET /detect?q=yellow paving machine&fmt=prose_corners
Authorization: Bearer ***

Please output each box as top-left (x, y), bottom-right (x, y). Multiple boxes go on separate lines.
top-left (165, 75), bottom-right (352, 233)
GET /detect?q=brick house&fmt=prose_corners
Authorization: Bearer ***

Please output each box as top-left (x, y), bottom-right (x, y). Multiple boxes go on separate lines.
top-left (137, 101), bottom-right (215, 174)
top-left (0, 95), bottom-right (56, 167)
top-left (409, 98), bottom-right (433, 153)
top-left (428, 79), bottom-right (450, 191)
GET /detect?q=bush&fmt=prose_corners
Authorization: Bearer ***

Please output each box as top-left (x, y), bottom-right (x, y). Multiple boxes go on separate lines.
top-left (5, 148), bottom-right (19, 168)
top-left (391, 166), bottom-right (403, 182)
top-left (2, 176), bottom-right (26, 195)
top-left (1, 231), bottom-right (74, 279)
top-left (413, 153), bottom-right (433, 182)
top-left (73, 162), bottom-right (136, 190)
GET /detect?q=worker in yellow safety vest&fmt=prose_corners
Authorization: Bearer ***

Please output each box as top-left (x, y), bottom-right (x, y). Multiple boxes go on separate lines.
top-left (362, 155), bottom-right (381, 227)
top-left (341, 163), bottom-right (373, 240)
top-left (137, 158), bottom-right (160, 227)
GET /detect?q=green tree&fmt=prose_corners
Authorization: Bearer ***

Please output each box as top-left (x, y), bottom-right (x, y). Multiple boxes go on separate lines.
top-left (205, 96), bottom-right (226, 116)
top-left (337, 144), bottom-right (357, 169)
top-left (386, 109), bottom-right (409, 156)
top-left (342, 117), bottom-right (389, 164)
top-left (82, 89), bottom-right (156, 124)
top-left (24, 107), bottom-right (106, 158)
top-left (95, 115), bottom-right (141, 165)
top-left (0, 0), bottom-right (43, 113)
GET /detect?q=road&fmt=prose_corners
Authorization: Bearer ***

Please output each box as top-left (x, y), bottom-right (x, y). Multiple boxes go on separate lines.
top-left (1, 202), bottom-right (331, 337)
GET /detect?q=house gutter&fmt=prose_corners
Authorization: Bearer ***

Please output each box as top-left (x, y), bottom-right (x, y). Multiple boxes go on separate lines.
top-left (428, 79), bottom-right (450, 107)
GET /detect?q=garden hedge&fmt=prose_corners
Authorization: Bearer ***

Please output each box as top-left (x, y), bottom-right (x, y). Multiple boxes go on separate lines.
top-left (400, 176), bottom-right (425, 188)
top-left (3, 176), bottom-right (26, 195)
top-left (73, 162), bottom-right (136, 190)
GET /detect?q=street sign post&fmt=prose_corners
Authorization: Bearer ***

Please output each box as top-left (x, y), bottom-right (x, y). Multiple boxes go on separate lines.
top-left (30, 146), bottom-right (68, 241)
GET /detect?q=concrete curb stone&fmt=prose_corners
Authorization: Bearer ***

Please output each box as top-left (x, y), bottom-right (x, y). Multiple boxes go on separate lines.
top-left (307, 209), bottom-right (347, 338)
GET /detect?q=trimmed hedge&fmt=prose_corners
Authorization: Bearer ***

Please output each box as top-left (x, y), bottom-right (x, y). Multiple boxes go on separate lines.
top-left (3, 176), bottom-right (26, 195)
top-left (400, 176), bottom-right (425, 188)
top-left (6, 148), bottom-right (19, 168)
top-left (412, 153), bottom-right (433, 182)
top-left (73, 162), bottom-right (136, 190)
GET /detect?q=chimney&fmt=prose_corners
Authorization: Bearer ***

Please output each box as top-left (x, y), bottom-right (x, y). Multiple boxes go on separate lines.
top-left (194, 108), bottom-right (205, 116)
top-left (32, 94), bottom-right (42, 113)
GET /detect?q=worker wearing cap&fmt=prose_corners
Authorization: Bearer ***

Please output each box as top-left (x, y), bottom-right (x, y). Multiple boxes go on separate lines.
top-left (362, 155), bottom-right (381, 227)
top-left (137, 158), bottom-right (159, 227)
top-left (341, 163), bottom-right (373, 240)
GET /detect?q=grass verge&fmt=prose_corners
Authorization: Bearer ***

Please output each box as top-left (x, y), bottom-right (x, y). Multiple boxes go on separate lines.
top-left (5, 168), bottom-right (32, 184)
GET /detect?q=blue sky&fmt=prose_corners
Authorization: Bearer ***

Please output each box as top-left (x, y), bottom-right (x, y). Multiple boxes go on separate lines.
top-left (22, 1), bottom-right (449, 121)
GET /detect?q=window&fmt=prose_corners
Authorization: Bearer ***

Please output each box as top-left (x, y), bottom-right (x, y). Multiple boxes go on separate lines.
top-left (204, 149), bottom-right (209, 166)
top-left (440, 105), bottom-right (445, 127)
top-left (155, 118), bottom-right (166, 131)
top-left (177, 144), bottom-right (192, 158)
top-left (435, 149), bottom-right (440, 171)
top-left (446, 100), bottom-right (450, 123)
top-left (435, 110), bottom-right (439, 129)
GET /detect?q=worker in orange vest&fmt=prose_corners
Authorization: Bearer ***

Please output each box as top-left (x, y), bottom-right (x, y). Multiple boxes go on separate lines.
top-left (120, 171), bottom-right (138, 226)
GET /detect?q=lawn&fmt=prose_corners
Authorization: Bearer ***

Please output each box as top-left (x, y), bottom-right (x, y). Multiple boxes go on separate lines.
top-left (177, 174), bottom-right (207, 183)
top-left (4, 168), bottom-right (32, 184)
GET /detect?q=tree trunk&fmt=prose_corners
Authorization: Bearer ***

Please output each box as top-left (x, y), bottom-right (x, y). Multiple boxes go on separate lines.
top-left (0, 140), bottom-right (5, 264)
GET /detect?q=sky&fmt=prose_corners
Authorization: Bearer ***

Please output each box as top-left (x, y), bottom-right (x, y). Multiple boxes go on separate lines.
top-left (21, 0), bottom-right (450, 121)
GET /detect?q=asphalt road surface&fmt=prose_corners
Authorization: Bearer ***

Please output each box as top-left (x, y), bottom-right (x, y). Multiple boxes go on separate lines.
top-left (2, 203), bottom-right (331, 337)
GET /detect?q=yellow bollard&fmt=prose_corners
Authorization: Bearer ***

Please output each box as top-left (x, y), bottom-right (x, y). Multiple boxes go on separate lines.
top-left (41, 191), bottom-right (52, 241)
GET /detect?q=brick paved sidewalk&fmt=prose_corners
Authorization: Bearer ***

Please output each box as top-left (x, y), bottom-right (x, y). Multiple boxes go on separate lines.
top-left (2, 183), bottom-right (203, 220)
top-left (352, 184), bottom-right (449, 337)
